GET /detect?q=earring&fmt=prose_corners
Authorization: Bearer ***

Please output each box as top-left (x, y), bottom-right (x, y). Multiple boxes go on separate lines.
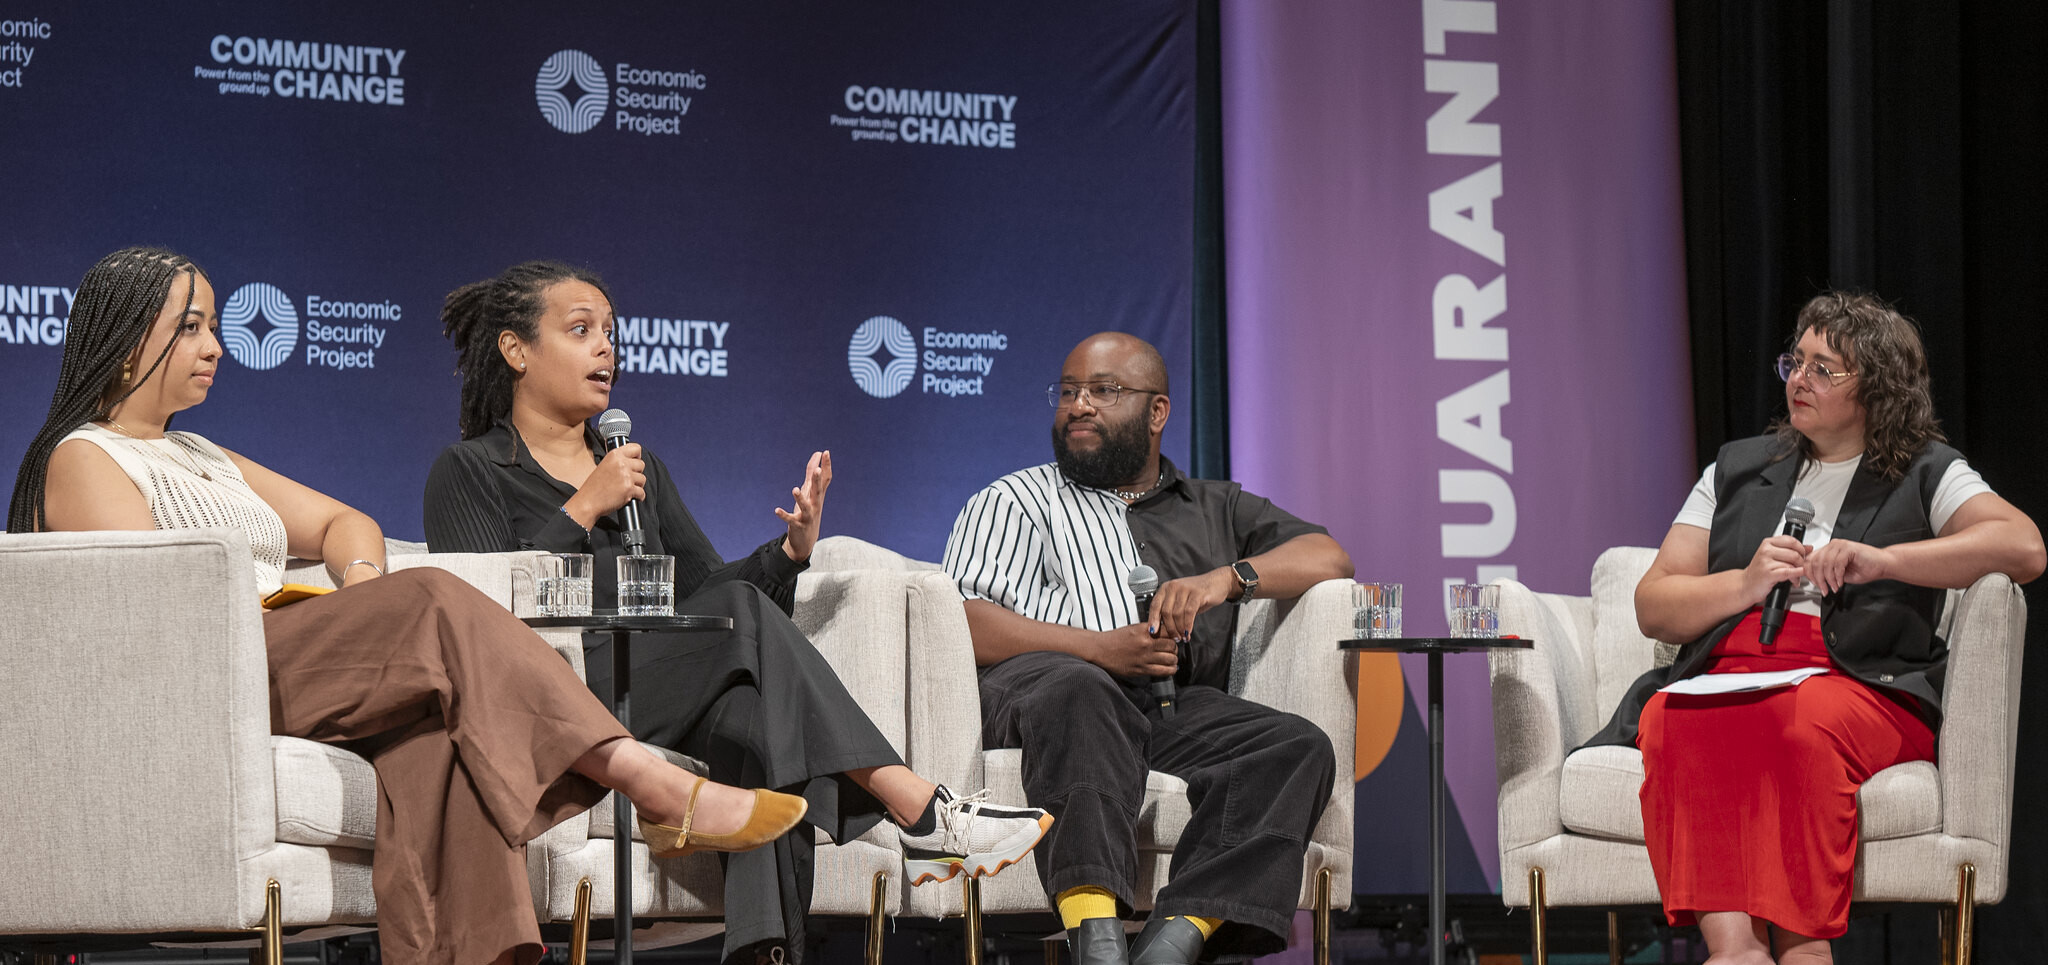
top-left (519, 363), bottom-right (527, 371)
top-left (121, 361), bottom-right (133, 384)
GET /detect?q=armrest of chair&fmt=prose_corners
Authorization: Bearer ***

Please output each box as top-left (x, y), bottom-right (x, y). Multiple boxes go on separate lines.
top-left (1231, 579), bottom-right (1358, 859)
top-left (389, 550), bottom-right (545, 615)
top-left (282, 542), bottom-right (543, 616)
top-left (795, 567), bottom-right (981, 841)
top-left (1935, 571), bottom-right (2027, 848)
top-left (1489, 579), bottom-right (1584, 853)
top-left (0, 529), bottom-right (275, 931)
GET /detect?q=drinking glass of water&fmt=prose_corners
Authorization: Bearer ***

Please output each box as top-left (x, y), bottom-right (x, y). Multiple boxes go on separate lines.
top-left (537, 553), bottom-right (594, 617)
top-left (617, 554), bottom-right (676, 616)
top-left (1352, 582), bottom-right (1403, 638)
top-left (1447, 583), bottom-right (1501, 638)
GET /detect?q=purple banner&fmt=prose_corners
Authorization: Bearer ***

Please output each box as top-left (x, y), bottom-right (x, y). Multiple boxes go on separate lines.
top-left (1222, 0), bottom-right (1693, 892)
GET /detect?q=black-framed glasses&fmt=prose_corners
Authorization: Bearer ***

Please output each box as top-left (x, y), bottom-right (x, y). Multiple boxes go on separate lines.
top-left (1775, 353), bottom-right (1857, 392)
top-left (1046, 380), bottom-right (1163, 409)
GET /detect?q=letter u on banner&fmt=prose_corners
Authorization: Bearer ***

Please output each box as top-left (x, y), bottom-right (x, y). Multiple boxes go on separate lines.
top-left (1439, 468), bottom-right (1515, 558)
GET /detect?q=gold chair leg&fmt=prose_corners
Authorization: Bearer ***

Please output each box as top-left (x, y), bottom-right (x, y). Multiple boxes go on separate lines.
top-left (1528, 867), bottom-right (1548, 965)
top-left (261, 878), bottom-right (283, 965)
top-left (961, 875), bottom-right (984, 965)
top-left (1043, 935), bottom-right (1064, 965)
top-left (1955, 862), bottom-right (1977, 965)
top-left (1606, 910), bottom-right (1620, 965)
top-left (569, 876), bottom-right (593, 965)
top-left (867, 871), bottom-right (889, 965)
top-left (1938, 905), bottom-right (1954, 965)
top-left (1313, 867), bottom-right (1332, 965)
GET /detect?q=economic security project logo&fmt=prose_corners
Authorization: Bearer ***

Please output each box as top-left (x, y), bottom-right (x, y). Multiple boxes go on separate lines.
top-left (847, 315), bottom-right (1009, 399)
top-left (220, 282), bottom-right (299, 370)
top-left (2, 15), bottom-right (54, 92)
top-left (220, 281), bottom-right (395, 372)
top-left (535, 49), bottom-right (607, 134)
top-left (535, 47), bottom-right (707, 137)
top-left (847, 315), bottom-right (917, 398)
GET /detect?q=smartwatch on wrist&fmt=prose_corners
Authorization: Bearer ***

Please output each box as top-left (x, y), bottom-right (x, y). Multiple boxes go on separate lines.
top-left (1229, 560), bottom-right (1259, 603)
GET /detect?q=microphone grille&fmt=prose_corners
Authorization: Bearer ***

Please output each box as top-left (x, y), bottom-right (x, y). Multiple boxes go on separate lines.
top-left (1784, 496), bottom-right (1818, 525)
top-left (597, 408), bottom-right (633, 441)
top-left (1127, 564), bottom-right (1159, 596)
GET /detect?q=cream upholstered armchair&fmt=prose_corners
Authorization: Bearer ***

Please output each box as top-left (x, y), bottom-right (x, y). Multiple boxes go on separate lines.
top-left (806, 536), bottom-right (1357, 965)
top-left (1489, 546), bottom-right (2028, 965)
top-left (0, 529), bottom-right (525, 962)
top-left (520, 537), bottom-right (929, 965)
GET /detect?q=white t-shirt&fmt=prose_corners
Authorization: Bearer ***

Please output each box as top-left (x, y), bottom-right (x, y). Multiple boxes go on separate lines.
top-left (1673, 455), bottom-right (1993, 618)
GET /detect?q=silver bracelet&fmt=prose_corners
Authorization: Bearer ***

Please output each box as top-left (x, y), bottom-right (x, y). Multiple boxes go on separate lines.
top-left (559, 504), bottom-right (590, 535)
top-left (337, 558), bottom-right (384, 582)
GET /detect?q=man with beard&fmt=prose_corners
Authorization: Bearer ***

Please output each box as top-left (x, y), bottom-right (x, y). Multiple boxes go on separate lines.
top-left (941, 332), bottom-right (1352, 965)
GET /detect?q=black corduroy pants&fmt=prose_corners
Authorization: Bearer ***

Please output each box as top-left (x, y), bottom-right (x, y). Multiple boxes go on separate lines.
top-left (979, 651), bottom-right (1336, 961)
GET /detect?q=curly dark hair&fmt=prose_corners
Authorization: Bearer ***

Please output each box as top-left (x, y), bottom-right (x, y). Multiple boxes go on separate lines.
top-left (440, 261), bottom-right (614, 439)
top-left (9, 247), bottom-right (210, 532)
top-left (1770, 291), bottom-right (1944, 480)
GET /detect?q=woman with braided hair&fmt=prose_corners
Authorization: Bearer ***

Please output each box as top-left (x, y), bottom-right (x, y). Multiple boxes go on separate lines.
top-left (424, 261), bottom-right (1054, 965)
top-left (10, 247), bottom-right (814, 965)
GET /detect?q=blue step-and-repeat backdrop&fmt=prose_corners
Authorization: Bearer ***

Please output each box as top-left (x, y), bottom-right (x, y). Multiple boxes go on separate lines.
top-left (0, 2), bottom-right (1195, 560)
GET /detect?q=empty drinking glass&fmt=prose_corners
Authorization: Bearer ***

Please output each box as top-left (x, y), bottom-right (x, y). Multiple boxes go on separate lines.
top-left (1352, 582), bottom-right (1403, 638)
top-left (1447, 583), bottom-right (1501, 638)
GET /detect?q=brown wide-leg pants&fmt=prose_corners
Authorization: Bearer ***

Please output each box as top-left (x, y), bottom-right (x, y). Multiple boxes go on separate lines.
top-left (262, 567), bottom-right (631, 965)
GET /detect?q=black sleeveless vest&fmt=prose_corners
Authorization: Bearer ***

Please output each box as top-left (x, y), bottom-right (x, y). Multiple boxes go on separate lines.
top-left (1582, 434), bottom-right (1961, 748)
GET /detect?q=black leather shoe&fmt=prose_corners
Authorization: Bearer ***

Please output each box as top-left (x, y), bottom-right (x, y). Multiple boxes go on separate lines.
top-left (1129, 917), bottom-right (1206, 965)
top-left (1066, 917), bottom-right (1129, 965)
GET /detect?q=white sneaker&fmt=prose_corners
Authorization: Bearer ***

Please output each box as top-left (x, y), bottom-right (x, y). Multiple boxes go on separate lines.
top-left (899, 785), bottom-right (1053, 885)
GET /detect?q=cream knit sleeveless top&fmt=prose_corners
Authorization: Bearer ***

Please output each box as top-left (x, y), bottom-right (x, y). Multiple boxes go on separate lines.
top-left (61, 424), bottom-right (290, 596)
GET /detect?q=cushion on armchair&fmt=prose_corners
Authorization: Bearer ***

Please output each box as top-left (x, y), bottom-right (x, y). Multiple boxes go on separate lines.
top-left (272, 737), bottom-right (379, 850)
top-left (1558, 747), bottom-right (1942, 845)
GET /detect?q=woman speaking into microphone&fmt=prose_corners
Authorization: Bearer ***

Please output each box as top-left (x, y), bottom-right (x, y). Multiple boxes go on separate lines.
top-left (424, 262), bottom-right (1049, 965)
top-left (1582, 292), bottom-right (2042, 963)
top-left (10, 247), bottom-right (809, 965)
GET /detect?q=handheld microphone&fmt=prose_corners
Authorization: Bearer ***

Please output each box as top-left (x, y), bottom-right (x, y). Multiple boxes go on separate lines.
top-left (1757, 496), bottom-right (1818, 648)
top-left (1129, 564), bottom-right (1173, 719)
top-left (596, 408), bottom-right (647, 556)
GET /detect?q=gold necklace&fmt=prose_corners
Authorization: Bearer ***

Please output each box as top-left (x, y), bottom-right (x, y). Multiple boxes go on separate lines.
top-left (100, 419), bottom-right (213, 481)
top-left (101, 418), bottom-right (156, 440)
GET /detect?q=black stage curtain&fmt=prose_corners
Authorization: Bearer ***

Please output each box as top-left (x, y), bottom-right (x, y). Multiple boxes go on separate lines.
top-left (1677, 0), bottom-right (2048, 957)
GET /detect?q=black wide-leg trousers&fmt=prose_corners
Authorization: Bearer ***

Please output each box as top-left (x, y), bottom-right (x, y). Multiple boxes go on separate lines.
top-left (585, 580), bottom-right (904, 965)
top-left (979, 650), bottom-right (1336, 961)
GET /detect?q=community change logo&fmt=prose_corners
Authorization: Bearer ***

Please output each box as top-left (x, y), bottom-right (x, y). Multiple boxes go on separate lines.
top-left (847, 315), bottom-right (917, 398)
top-left (220, 282), bottom-right (299, 370)
top-left (536, 49), bottom-right (608, 134)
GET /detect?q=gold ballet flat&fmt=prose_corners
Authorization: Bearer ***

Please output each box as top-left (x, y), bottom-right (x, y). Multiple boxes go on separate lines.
top-left (637, 784), bottom-right (809, 859)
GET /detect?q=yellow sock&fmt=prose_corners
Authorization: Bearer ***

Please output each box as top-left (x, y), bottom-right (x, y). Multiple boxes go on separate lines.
top-left (1166, 916), bottom-right (1222, 940)
top-left (1055, 885), bottom-right (1120, 930)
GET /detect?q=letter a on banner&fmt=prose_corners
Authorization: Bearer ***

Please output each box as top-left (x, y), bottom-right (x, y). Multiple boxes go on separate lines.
top-left (1429, 162), bottom-right (1505, 265)
top-left (1436, 369), bottom-right (1512, 472)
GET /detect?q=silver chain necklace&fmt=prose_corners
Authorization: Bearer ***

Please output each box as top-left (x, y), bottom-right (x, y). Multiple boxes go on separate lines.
top-left (1116, 469), bottom-right (1165, 502)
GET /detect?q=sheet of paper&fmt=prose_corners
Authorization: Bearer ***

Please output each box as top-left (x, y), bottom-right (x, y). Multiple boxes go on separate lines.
top-left (1658, 667), bottom-right (1830, 695)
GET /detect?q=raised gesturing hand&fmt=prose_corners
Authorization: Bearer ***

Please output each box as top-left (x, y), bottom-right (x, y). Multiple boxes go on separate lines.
top-left (777, 450), bottom-right (833, 562)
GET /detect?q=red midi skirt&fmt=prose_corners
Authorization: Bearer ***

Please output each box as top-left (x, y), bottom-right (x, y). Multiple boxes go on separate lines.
top-left (1637, 609), bottom-right (1935, 938)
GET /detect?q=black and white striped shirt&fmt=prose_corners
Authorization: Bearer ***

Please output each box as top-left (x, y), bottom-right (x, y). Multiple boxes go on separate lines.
top-left (942, 463), bottom-right (1145, 631)
top-left (943, 458), bottom-right (1328, 681)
